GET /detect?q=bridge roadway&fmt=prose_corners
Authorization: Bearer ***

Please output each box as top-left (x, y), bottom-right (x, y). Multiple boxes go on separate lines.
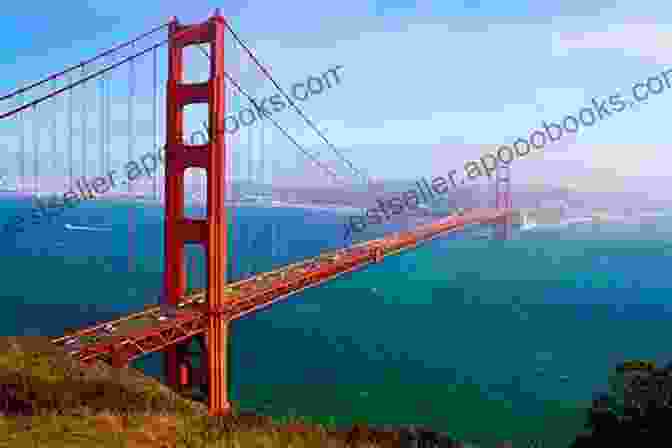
top-left (50, 208), bottom-right (510, 366)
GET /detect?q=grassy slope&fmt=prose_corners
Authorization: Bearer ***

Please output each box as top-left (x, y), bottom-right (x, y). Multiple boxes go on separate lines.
top-left (0, 336), bottom-right (427, 447)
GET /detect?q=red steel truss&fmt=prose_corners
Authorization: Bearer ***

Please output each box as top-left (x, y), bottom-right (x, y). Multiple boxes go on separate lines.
top-left (53, 209), bottom-right (510, 368)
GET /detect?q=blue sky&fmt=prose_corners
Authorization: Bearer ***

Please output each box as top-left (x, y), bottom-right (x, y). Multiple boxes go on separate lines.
top-left (1, 1), bottom-right (671, 195)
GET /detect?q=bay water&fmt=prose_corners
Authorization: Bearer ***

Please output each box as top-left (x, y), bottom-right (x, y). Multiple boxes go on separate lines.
top-left (2, 196), bottom-right (671, 447)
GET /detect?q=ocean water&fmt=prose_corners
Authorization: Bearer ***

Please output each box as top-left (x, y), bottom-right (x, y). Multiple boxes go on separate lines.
top-left (2, 196), bottom-right (671, 447)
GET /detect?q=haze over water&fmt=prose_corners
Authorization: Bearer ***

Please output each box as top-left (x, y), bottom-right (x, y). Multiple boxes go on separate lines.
top-left (2, 196), bottom-right (671, 447)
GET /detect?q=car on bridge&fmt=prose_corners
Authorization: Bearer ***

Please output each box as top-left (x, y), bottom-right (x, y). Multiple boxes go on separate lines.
top-left (157, 304), bottom-right (179, 321)
top-left (63, 335), bottom-right (82, 353)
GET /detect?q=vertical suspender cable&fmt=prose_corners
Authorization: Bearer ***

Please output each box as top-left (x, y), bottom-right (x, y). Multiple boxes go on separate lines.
top-left (32, 104), bottom-right (39, 194)
top-left (247, 123), bottom-right (253, 189)
top-left (259, 113), bottom-right (264, 186)
top-left (129, 42), bottom-right (135, 193)
top-left (249, 228), bottom-right (255, 279)
top-left (128, 42), bottom-right (136, 276)
top-left (100, 74), bottom-right (105, 178)
top-left (271, 219), bottom-right (276, 264)
top-left (239, 224), bottom-right (246, 280)
top-left (269, 122), bottom-right (275, 265)
top-left (17, 94), bottom-right (24, 191)
top-left (260, 110), bottom-right (267, 266)
top-left (156, 56), bottom-right (163, 205)
top-left (97, 74), bottom-right (105, 269)
top-left (81, 66), bottom-right (87, 184)
top-left (105, 59), bottom-right (111, 186)
top-left (247, 124), bottom-right (253, 277)
top-left (68, 74), bottom-right (73, 190)
top-left (152, 46), bottom-right (158, 200)
top-left (51, 79), bottom-right (58, 189)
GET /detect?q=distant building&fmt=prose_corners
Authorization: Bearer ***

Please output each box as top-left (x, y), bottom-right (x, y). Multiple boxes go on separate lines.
top-left (591, 208), bottom-right (610, 222)
top-left (512, 206), bottom-right (564, 225)
top-left (538, 199), bottom-right (569, 211)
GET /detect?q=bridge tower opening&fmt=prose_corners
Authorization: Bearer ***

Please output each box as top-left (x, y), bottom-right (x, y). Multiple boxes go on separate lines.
top-left (164, 10), bottom-right (230, 416)
top-left (495, 164), bottom-right (511, 240)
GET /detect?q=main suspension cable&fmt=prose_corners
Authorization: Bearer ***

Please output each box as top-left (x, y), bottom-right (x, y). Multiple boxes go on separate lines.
top-left (195, 45), bottom-right (350, 187)
top-left (0, 40), bottom-right (168, 121)
top-left (0, 22), bottom-right (169, 102)
top-left (221, 20), bottom-right (368, 185)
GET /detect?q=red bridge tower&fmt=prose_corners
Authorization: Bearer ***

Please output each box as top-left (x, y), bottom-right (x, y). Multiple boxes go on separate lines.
top-left (495, 164), bottom-right (511, 240)
top-left (163, 10), bottom-right (230, 416)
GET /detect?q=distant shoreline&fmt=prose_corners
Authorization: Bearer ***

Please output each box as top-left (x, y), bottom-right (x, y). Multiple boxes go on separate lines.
top-left (2, 190), bottom-right (669, 220)
top-left (0, 191), bottom-right (363, 215)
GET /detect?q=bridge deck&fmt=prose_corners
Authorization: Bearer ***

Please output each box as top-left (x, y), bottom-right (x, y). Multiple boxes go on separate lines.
top-left (50, 208), bottom-right (509, 365)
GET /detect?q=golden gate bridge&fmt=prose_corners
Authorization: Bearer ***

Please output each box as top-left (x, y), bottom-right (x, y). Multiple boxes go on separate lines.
top-left (0, 10), bottom-right (513, 416)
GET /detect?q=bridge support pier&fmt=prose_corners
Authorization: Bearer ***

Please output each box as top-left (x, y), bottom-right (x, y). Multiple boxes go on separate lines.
top-left (205, 319), bottom-right (230, 415)
top-left (165, 341), bottom-right (190, 390)
top-left (179, 332), bottom-right (229, 411)
top-left (373, 246), bottom-right (384, 263)
top-left (494, 215), bottom-right (511, 240)
top-left (111, 345), bottom-right (128, 369)
top-left (179, 358), bottom-right (192, 391)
